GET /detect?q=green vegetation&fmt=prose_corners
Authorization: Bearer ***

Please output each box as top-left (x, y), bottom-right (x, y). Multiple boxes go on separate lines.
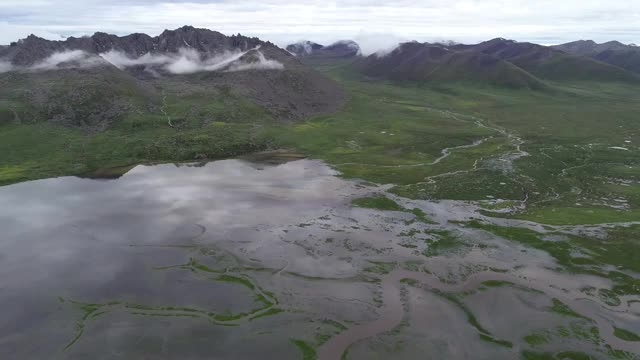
top-left (351, 195), bottom-right (404, 211)
top-left (548, 299), bottom-right (590, 321)
top-left (364, 261), bottom-right (396, 275)
top-left (340, 348), bottom-right (350, 360)
top-left (216, 274), bottom-right (255, 290)
top-left (249, 308), bottom-right (285, 321)
top-left (482, 280), bottom-right (516, 287)
top-left (262, 60), bottom-right (640, 226)
top-left (465, 221), bottom-right (640, 298)
top-left (0, 81), bottom-right (274, 185)
top-left (4, 51), bottom-right (640, 231)
top-left (613, 327), bottom-right (640, 342)
top-left (522, 351), bottom-right (597, 360)
top-left (350, 196), bottom-right (434, 224)
top-left (522, 323), bottom-right (603, 357)
top-left (524, 332), bottom-right (550, 346)
top-left (478, 333), bottom-right (514, 348)
top-left (290, 339), bottom-right (317, 360)
top-left (431, 289), bottom-right (513, 348)
top-left (322, 319), bottom-right (348, 331)
top-left (62, 263), bottom-right (279, 350)
top-left (423, 230), bottom-right (466, 257)
top-left (3, 48), bottom-right (640, 234)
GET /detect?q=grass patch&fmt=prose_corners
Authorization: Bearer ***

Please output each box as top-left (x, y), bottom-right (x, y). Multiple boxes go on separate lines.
top-left (351, 195), bottom-right (404, 211)
top-left (215, 274), bottom-right (255, 290)
top-left (479, 333), bottom-right (513, 348)
top-left (482, 280), bottom-right (516, 287)
top-left (466, 221), bottom-right (640, 296)
top-left (290, 339), bottom-right (317, 360)
top-left (613, 327), bottom-right (640, 342)
top-left (423, 230), bottom-right (465, 257)
top-left (524, 332), bottom-right (550, 346)
top-left (249, 308), bottom-right (284, 321)
top-left (364, 261), bottom-right (396, 275)
top-left (548, 299), bottom-right (590, 321)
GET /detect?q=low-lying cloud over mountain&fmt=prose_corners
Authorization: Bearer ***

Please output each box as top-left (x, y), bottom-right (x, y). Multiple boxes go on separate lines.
top-left (0, 46), bottom-right (284, 75)
top-left (0, 49), bottom-right (105, 73)
top-left (101, 46), bottom-right (284, 74)
top-left (0, 26), bottom-right (346, 127)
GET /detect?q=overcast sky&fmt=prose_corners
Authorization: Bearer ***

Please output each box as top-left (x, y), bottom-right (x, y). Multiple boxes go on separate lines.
top-left (1, 0), bottom-right (639, 53)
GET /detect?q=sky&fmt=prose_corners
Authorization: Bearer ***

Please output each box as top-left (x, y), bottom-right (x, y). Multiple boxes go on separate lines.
top-left (1, 0), bottom-right (639, 53)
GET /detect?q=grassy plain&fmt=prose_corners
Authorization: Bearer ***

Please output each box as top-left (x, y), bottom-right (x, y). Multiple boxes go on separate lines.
top-left (265, 59), bottom-right (640, 226)
top-left (2, 58), bottom-right (640, 228)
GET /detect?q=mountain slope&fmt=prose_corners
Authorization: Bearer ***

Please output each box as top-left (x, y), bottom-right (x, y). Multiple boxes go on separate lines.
top-left (358, 42), bottom-right (545, 89)
top-left (286, 40), bottom-right (361, 58)
top-left (469, 38), bottom-right (637, 82)
top-left (0, 61), bottom-right (158, 131)
top-left (0, 26), bottom-right (346, 127)
top-left (553, 40), bottom-right (640, 74)
top-left (552, 40), bottom-right (631, 56)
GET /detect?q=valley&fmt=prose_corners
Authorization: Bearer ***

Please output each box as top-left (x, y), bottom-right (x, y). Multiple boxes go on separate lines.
top-left (0, 26), bottom-right (639, 360)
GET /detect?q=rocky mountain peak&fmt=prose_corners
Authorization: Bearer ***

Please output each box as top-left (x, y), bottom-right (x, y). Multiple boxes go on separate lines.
top-left (285, 40), bottom-right (361, 58)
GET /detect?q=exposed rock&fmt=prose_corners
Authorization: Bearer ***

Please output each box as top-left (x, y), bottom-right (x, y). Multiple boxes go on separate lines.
top-left (286, 40), bottom-right (361, 58)
top-left (0, 26), bottom-right (346, 129)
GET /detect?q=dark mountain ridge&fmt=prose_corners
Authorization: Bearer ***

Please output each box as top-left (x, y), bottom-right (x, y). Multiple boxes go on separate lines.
top-left (358, 38), bottom-right (638, 88)
top-left (0, 26), bottom-right (346, 129)
top-left (1, 26), bottom-right (268, 66)
top-left (359, 41), bottom-right (545, 89)
top-left (286, 40), bottom-right (361, 58)
top-left (552, 40), bottom-right (640, 74)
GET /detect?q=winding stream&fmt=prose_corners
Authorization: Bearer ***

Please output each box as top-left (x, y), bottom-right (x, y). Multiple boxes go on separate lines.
top-left (318, 269), bottom-right (640, 360)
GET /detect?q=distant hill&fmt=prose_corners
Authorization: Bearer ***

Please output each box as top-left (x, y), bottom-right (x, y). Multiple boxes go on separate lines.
top-left (359, 38), bottom-right (638, 88)
top-left (553, 40), bottom-right (640, 74)
top-left (460, 38), bottom-right (636, 82)
top-left (552, 40), bottom-right (631, 56)
top-left (286, 40), bottom-right (361, 58)
top-left (359, 41), bottom-right (544, 89)
top-left (285, 41), bottom-right (324, 56)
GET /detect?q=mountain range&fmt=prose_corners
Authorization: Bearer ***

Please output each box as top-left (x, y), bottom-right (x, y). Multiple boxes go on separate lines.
top-left (0, 26), bottom-right (345, 130)
top-left (552, 40), bottom-right (640, 75)
top-left (286, 40), bottom-right (361, 58)
top-left (356, 38), bottom-right (638, 88)
top-left (2, 27), bottom-right (640, 132)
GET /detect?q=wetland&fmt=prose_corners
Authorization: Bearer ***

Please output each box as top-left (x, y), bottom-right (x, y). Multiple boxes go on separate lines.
top-left (0, 156), bottom-right (638, 359)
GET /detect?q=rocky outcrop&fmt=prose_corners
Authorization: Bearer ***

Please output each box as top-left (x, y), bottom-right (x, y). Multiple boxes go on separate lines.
top-left (0, 26), bottom-right (346, 129)
top-left (0, 26), bottom-right (271, 66)
top-left (286, 40), bottom-right (361, 58)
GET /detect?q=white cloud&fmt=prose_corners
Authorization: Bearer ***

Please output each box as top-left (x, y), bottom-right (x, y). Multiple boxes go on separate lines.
top-left (99, 46), bottom-right (284, 74)
top-left (0, 1), bottom-right (638, 49)
top-left (31, 49), bottom-right (102, 70)
top-left (0, 49), bottom-right (104, 73)
top-left (225, 50), bottom-right (284, 72)
top-left (353, 32), bottom-right (407, 56)
top-left (0, 46), bottom-right (285, 74)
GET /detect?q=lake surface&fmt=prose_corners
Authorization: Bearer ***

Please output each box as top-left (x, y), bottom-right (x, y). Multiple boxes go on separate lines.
top-left (0, 158), bottom-right (638, 359)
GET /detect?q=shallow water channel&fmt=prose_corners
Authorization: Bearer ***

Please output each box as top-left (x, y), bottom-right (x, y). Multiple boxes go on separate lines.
top-left (0, 158), bottom-right (638, 359)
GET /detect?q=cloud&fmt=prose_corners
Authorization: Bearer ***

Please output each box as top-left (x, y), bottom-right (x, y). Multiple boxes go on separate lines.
top-left (352, 32), bottom-right (408, 56)
top-left (100, 46), bottom-right (284, 74)
top-left (0, 49), bottom-right (104, 73)
top-left (98, 50), bottom-right (169, 69)
top-left (225, 50), bottom-right (284, 72)
top-left (0, 61), bottom-right (12, 73)
top-left (31, 49), bottom-right (102, 70)
top-left (0, 45), bottom-right (285, 74)
top-left (1, 1), bottom-right (638, 52)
